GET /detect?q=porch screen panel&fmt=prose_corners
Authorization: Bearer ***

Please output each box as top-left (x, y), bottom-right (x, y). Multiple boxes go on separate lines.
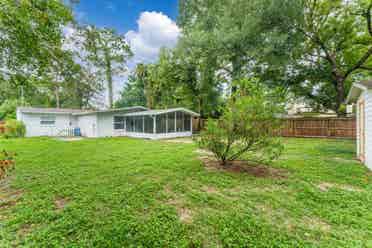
top-left (144, 116), bottom-right (154, 133)
top-left (167, 112), bottom-right (175, 132)
top-left (184, 114), bottom-right (191, 131)
top-left (176, 112), bottom-right (184, 132)
top-left (134, 116), bottom-right (143, 132)
top-left (126, 117), bottom-right (134, 132)
top-left (156, 114), bottom-right (167, 133)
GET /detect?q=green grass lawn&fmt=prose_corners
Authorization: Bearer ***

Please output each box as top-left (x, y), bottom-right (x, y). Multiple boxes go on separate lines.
top-left (0, 137), bottom-right (371, 247)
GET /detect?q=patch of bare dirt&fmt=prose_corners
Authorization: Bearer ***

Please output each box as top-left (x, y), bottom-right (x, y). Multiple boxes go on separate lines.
top-left (0, 178), bottom-right (23, 210)
top-left (178, 207), bottom-right (193, 223)
top-left (256, 204), bottom-right (331, 233)
top-left (163, 138), bottom-right (194, 144)
top-left (317, 182), bottom-right (363, 192)
top-left (200, 157), bottom-right (288, 179)
top-left (54, 197), bottom-right (69, 211)
top-left (17, 223), bottom-right (36, 237)
top-left (303, 216), bottom-right (331, 232)
top-left (201, 185), bottom-right (219, 194)
top-left (195, 149), bottom-right (214, 156)
top-left (163, 185), bottom-right (194, 223)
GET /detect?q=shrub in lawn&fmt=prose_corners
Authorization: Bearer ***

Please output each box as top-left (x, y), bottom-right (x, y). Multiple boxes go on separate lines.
top-left (3, 119), bottom-right (26, 138)
top-left (198, 78), bottom-right (284, 166)
top-left (0, 150), bottom-right (16, 179)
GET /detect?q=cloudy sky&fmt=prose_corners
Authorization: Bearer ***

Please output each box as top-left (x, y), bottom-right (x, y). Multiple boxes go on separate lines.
top-left (72, 1), bottom-right (181, 105)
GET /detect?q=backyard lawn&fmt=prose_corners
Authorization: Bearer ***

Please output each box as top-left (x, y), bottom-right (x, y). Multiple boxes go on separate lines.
top-left (0, 137), bottom-right (371, 247)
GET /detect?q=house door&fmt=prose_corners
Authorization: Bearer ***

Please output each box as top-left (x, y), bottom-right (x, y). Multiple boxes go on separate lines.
top-left (359, 101), bottom-right (365, 162)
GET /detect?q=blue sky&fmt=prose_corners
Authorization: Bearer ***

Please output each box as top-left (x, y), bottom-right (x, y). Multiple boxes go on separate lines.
top-left (74, 0), bottom-right (178, 34)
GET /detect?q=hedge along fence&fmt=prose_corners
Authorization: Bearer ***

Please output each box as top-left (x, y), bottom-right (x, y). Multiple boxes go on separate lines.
top-left (193, 117), bottom-right (356, 139)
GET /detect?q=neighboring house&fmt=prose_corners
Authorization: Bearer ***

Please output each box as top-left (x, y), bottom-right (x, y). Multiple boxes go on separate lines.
top-left (16, 106), bottom-right (199, 139)
top-left (286, 97), bottom-right (336, 117)
top-left (347, 80), bottom-right (372, 170)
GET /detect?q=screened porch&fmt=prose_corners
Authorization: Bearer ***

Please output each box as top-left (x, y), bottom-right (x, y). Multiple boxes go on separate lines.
top-left (113, 108), bottom-right (199, 139)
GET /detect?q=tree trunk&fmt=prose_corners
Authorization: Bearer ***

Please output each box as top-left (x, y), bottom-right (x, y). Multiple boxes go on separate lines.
top-left (231, 54), bottom-right (243, 95)
top-left (105, 50), bottom-right (113, 109)
top-left (333, 74), bottom-right (346, 115)
top-left (55, 85), bottom-right (60, 108)
top-left (198, 97), bottom-right (203, 131)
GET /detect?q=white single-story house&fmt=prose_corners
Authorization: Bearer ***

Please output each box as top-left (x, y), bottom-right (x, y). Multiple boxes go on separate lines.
top-left (347, 80), bottom-right (372, 170)
top-left (16, 106), bottom-right (199, 139)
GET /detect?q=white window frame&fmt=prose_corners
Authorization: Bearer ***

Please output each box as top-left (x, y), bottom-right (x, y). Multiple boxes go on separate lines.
top-left (40, 115), bottom-right (56, 126)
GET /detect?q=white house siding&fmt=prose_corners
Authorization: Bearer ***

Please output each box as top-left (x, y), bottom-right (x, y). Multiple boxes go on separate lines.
top-left (357, 90), bottom-right (372, 170)
top-left (364, 90), bottom-right (372, 170)
top-left (17, 113), bottom-right (73, 137)
top-left (77, 114), bottom-right (98, 138)
top-left (356, 92), bottom-right (364, 158)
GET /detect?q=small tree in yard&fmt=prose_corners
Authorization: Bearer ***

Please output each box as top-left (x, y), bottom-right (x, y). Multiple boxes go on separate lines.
top-left (198, 78), bottom-right (285, 166)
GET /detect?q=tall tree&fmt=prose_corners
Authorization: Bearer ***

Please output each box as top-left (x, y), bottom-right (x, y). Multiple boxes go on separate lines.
top-left (115, 74), bottom-right (146, 108)
top-left (288, 0), bottom-right (372, 113)
top-left (0, 0), bottom-right (75, 107)
top-left (178, 0), bottom-right (303, 94)
top-left (77, 26), bottom-right (132, 109)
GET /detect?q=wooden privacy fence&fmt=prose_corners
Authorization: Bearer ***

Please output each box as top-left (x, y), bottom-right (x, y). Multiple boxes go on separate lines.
top-left (193, 117), bottom-right (356, 139)
top-left (279, 117), bottom-right (356, 139)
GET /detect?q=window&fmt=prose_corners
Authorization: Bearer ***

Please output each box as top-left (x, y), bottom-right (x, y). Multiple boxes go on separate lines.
top-left (40, 115), bottom-right (56, 126)
top-left (144, 116), bottom-right (154, 133)
top-left (176, 112), bottom-right (184, 132)
top-left (134, 116), bottom-right (143, 132)
top-left (184, 114), bottom-right (191, 131)
top-left (167, 112), bottom-right (175, 133)
top-left (113, 116), bottom-right (125, 130)
top-left (126, 117), bottom-right (135, 132)
top-left (156, 114), bottom-right (167, 134)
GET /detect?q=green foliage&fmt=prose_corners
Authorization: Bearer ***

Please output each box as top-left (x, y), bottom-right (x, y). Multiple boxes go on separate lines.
top-left (3, 119), bottom-right (26, 138)
top-left (115, 74), bottom-right (146, 108)
top-left (0, 100), bottom-right (27, 120)
top-left (0, 0), bottom-right (99, 109)
top-left (198, 78), bottom-right (285, 165)
top-left (286, 0), bottom-right (372, 113)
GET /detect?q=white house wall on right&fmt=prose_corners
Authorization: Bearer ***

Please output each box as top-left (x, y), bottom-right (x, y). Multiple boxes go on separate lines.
top-left (357, 90), bottom-right (372, 170)
top-left (348, 80), bottom-right (372, 170)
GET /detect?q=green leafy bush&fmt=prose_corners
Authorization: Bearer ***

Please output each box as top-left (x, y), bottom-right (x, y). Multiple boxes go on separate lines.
top-left (0, 99), bottom-right (29, 120)
top-left (3, 119), bottom-right (26, 138)
top-left (198, 78), bottom-right (284, 166)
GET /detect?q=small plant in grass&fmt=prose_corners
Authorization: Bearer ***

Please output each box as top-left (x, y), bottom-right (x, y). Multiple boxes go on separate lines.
top-left (198, 78), bottom-right (284, 166)
top-left (0, 150), bottom-right (16, 179)
top-left (3, 119), bottom-right (26, 138)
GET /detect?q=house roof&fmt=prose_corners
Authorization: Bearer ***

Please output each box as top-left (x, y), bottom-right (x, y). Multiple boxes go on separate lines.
top-left (72, 106), bottom-right (148, 116)
top-left (124, 108), bottom-right (200, 117)
top-left (16, 106), bottom-right (199, 117)
top-left (17, 107), bottom-right (88, 114)
top-left (17, 106), bottom-right (148, 115)
top-left (347, 80), bottom-right (372, 103)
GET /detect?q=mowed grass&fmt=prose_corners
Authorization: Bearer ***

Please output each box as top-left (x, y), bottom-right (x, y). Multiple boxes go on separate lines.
top-left (0, 137), bottom-right (371, 247)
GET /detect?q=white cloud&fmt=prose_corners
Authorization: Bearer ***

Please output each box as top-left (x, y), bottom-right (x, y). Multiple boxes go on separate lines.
top-left (126, 11), bottom-right (181, 64)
